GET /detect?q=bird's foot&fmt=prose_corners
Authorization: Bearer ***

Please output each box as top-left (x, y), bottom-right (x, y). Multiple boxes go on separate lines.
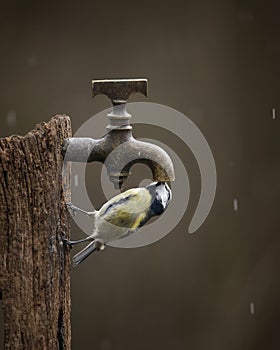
top-left (66, 202), bottom-right (96, 218)
top-left (66, 202), bottom-right (80, 217)
top-left (62, 237), bottom-right (75, 248)
top-left (62, 236), bottom-right (95, 247)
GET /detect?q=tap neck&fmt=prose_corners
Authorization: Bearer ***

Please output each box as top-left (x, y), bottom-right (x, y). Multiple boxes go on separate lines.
top-left (106, 102), bottom-right (132, 131)
top-left (105, 128), bottom-right (133, 142)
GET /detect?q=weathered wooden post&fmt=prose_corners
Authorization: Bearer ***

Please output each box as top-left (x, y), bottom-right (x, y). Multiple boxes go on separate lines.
top-left (0, 115), bottom-right (72, 349)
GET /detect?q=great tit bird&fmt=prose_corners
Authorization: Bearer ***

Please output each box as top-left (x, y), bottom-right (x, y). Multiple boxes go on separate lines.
top-left (64, 182), bottom-right (172, 266)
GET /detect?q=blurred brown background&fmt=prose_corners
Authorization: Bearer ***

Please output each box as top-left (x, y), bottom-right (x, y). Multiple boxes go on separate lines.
top-left (1, 0), bottom-right (280, 349)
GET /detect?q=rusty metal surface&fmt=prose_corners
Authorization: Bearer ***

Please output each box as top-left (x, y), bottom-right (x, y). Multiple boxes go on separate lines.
top-left (92, 79), bottom-right (147, 104)
top-left (64, 131), bottom-right (175, 189)
top-left (63, 78), bottom-right (174, 188)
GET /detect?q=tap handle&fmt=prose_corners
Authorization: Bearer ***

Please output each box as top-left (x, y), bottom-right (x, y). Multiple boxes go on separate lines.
top-left (92, 78), bottom-right (147, 105)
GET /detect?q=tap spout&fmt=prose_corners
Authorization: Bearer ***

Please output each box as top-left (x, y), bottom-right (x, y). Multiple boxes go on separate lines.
top-left (104, 137), bottom-right (175, 188)
top-left (63, 131), bottom-right (175, 189)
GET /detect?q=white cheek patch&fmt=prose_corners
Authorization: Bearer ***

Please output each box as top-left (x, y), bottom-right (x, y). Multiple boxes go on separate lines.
top-left (162, 191), bottom-right (170, 208)
top-left (156, 187), bottom-right (170, 208)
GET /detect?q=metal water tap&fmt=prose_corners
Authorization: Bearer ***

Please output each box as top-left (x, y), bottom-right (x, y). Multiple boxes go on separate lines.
top-left (63, 79), bottom-right (175, 189)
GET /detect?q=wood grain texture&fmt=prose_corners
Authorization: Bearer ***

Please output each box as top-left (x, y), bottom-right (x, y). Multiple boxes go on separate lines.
top-left (0, 115), bottom-right (72, 349)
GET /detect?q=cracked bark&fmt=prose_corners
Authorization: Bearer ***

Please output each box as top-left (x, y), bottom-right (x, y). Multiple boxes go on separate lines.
top-left (0, 115), bottom-right (72, 349)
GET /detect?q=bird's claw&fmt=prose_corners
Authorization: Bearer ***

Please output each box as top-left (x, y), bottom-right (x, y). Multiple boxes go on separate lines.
top-left (66, 202), bottom-right (79, 217)
top-left (62, 237), bottom-right (75, 248)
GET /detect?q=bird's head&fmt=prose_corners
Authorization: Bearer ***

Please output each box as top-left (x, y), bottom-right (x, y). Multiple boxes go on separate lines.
top-left (146, 182), bottom-right (172, 216)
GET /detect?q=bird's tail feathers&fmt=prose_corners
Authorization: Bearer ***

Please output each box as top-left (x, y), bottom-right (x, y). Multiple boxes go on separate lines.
top-left (73, 240), bottom-right (104, 267)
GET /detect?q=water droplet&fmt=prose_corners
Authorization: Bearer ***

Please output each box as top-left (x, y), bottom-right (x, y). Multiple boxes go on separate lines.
top-left (250, 302), bottom-right (255, 315)
top-left (272, 108), bottom-right (276, 120)
top-left (6, 110), bottom-right (16, 127)
top-left (233, 198), bottom-right (238, 211)
top-left (74, 174), bottom-right (79, 187)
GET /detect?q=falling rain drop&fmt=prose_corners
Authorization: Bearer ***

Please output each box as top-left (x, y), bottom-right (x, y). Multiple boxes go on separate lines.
top-left (272, 108), bottom-right (276, 120)
top-left (250, 302), bottom-right (255, 315)
top-left (233, 198), bottom-right (238, 211)
top-left (6, 110), bottom-right (16, 127)
top-left (74, 174), bottom-right (79, 187)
